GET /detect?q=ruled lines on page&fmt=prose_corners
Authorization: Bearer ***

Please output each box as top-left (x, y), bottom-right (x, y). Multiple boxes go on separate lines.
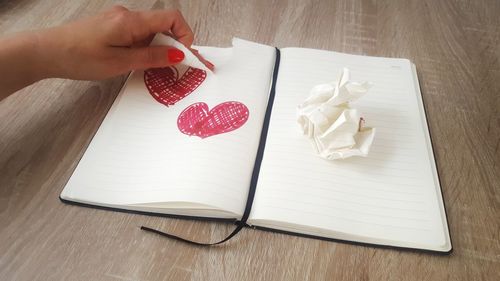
top-left (249, 48), bottom-right (447, 248)
top-left (62, 41), bottom-right (276, 217)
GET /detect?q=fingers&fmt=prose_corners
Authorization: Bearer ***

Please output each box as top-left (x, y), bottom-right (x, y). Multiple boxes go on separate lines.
top-left (136, 9), bottom-right (194, 47)
top-left (131, 33), bottom-right (155, 48)
top-left (104, 7), bottom-right (211, 72)
top-left (123, 46), bottom-right (214, 72)
top-left (125, 46), bottom-right (185, 70)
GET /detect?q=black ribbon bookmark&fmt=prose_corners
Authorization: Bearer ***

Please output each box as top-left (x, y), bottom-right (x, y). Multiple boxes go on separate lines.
top-left (140, 47), bottom-right (282, 246)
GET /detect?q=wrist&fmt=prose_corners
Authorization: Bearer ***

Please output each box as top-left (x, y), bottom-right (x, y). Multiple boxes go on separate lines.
top-left (31, 28), bottom-right (65, 80)
top-left (3, 30), bottom-right (57, 82)
top-left (0, 31), bottom-right (50, 96)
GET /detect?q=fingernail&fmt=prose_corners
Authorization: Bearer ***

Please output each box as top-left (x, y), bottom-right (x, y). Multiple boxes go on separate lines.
top-left (206, 61), bottom-right (215, 70)
top-left (167, 48), bottom-right (184, 63)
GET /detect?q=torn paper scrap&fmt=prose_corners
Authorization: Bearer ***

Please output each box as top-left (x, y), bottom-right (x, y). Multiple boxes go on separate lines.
top-left (297, 68), bottom-right (376, 160)
top-left (150, 34), bottom-right (212, 72)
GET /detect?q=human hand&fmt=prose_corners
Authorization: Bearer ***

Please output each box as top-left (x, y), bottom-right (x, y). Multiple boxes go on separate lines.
top-left (34, 6), bottom-right (214, 80)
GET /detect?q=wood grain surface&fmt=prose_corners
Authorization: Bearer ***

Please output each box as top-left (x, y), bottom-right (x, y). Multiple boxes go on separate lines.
top-left (1, 0), bottom-right (499, 280)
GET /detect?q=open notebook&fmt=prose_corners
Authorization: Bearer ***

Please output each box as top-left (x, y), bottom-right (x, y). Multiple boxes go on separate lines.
top-left (61, 36), bottom-right (452, 253)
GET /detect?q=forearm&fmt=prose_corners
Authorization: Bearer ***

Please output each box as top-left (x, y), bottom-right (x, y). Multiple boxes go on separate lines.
top-left (0, 31), bottom-right (50, 100)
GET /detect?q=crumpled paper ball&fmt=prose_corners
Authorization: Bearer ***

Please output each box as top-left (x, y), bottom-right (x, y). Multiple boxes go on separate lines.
top-left (297, 68), bottom-right (376, 160)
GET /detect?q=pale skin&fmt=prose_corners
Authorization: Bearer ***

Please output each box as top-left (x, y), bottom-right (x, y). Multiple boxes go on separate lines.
top-left (0, 6), bottom-right (213, 101)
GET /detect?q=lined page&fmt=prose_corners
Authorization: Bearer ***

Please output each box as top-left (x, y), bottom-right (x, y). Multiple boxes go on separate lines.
top-left (249, 48), bottom-right (450, 250)
top-left (61, 39), bottom-right (276, 217)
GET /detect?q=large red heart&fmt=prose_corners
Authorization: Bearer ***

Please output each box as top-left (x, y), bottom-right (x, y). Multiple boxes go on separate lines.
top-left (177, 102), bottom-right (250, 138)
top-left (144, 66), bottom-right (206, 106)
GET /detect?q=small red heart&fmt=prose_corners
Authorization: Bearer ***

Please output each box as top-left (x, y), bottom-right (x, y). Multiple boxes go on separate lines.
top-left (177, 102), bottom-right (250, 138)
top-left (144, 66), bottom-right (206, 106)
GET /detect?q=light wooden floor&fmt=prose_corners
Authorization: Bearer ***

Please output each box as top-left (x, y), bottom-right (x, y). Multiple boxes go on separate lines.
top-left (1, 0), bottom-right (499, 280)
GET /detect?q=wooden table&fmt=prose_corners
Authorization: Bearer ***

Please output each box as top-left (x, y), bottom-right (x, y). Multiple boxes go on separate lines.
top-left (1, 1), bottom-right (499, 280)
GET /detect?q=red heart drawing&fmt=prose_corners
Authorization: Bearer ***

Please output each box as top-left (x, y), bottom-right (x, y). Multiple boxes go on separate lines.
top-left (144, 66), bottom-right (206, 106)
top-left (177, 102), bottom-right (250, 138)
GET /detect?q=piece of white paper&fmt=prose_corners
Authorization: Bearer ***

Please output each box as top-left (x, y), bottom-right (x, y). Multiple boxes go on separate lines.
top-left (150, 34), bottom-right (212, 72)
top-left (297, 68), bottom-right (375, 160)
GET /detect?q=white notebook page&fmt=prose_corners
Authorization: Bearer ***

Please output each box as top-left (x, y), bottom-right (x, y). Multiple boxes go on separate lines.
top-left (61, 39), bottom-right (276, 217)
top-left (249, 48), bottom-right (450, 250)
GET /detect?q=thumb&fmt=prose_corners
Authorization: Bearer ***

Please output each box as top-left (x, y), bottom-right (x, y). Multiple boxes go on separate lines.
top-left (127, 46), bottom-right (185, 70)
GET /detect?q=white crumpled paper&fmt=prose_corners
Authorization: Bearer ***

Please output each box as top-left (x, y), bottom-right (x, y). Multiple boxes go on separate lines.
top-left (297, 68), bottom-right (376, 160)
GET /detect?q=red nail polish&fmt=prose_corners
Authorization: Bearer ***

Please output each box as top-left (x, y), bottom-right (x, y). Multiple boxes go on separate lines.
top-left (167, 48), bottom-right (184, 63)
